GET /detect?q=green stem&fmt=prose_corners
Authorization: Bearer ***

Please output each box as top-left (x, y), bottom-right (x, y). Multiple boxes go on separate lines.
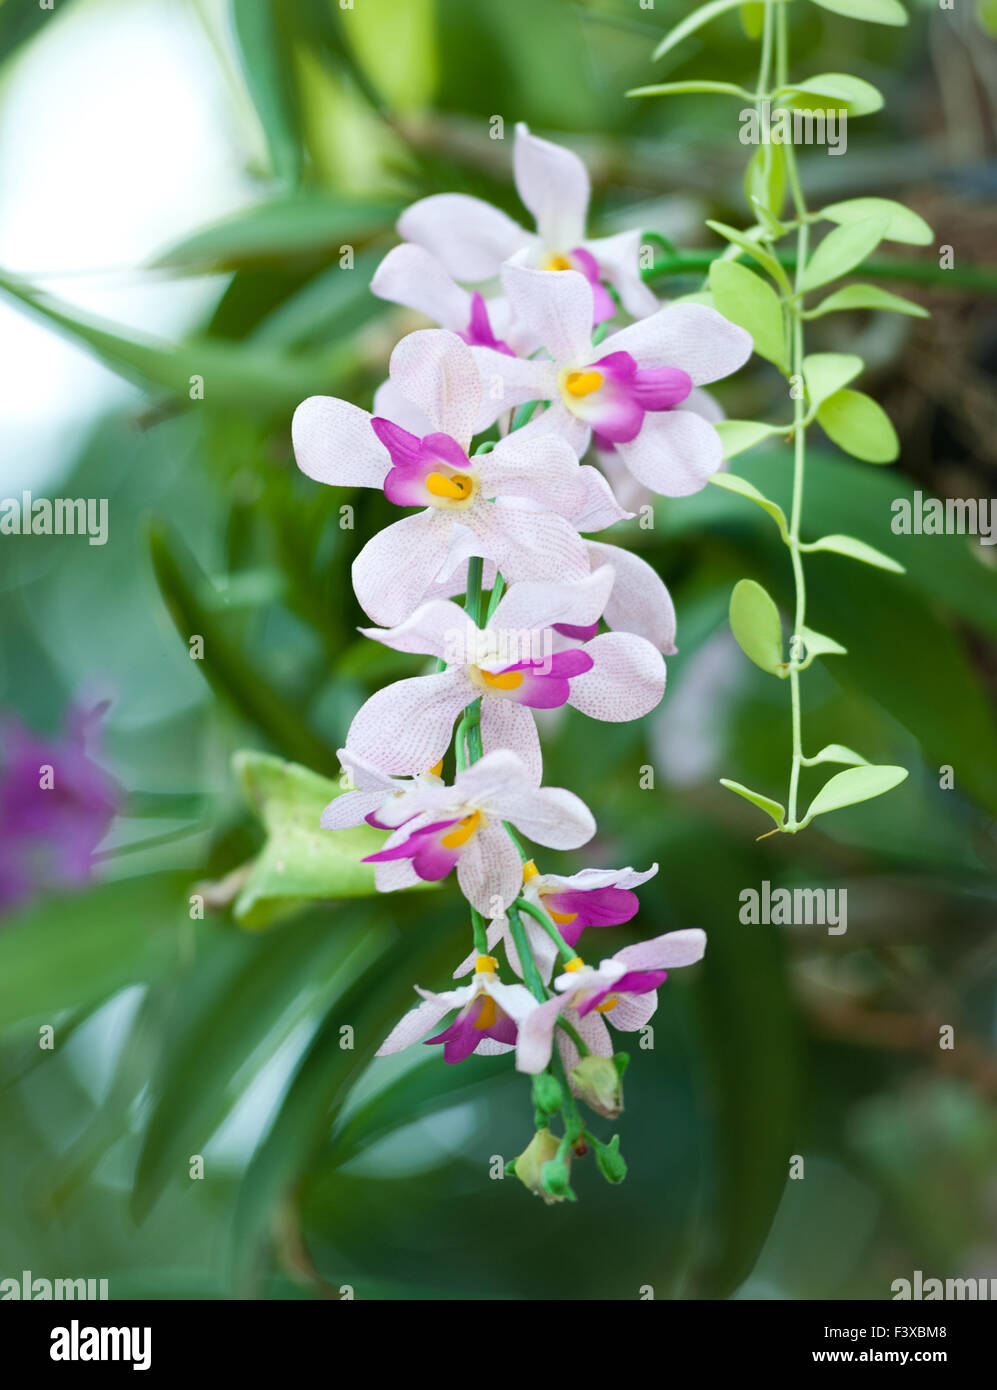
top-left (506, 903), bottom-right (547, 1002)
top-left (515, 896), bottom-right (579, 965)
top-left (557, 1016), bottom-right (590, 1059)
top-left (640, 249), bottom-right (997, 294)
top-left (777, 0), bottom-right (808, 831)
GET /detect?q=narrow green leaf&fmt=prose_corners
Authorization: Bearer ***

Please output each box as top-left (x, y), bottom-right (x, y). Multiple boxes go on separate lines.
top-left (151, 194), bottom-right (401, 273)
top-left (653, 0), bottom-right (788, 61)
top-left (710, 260), bottom-right (788, 369)
top-left (745, 142), bottom-right (787, 224)
top-left (232, 0), bottom-right (301, 189)
top-left (804, 744), bottom-right (869, 768)
top-left (740, 2), bottom-right (766, 38)
top-left (797, 624), bottom-right (847, 658)
top-left (807, 532), bottom-right (906, 572)
top-left (818, 197), bottom-right (934, 246)
top-left (729, 578), bottom-right (785, 674)
top-left (627, 80), bottom-right (749, 99)
top-left (805, 283), bottom-right (929, 319)
top-left (706, 220), bottom-right (791, 290)
top-left (718, 779), bottom-right (786, 829)
top-left (148, 523), bottom-right (339, 776)
top-left (779, 72), bottom-right (883, 117)
top-left (816, 389), bottom-right (900, 463)
top-left (802, 351), bottom-right (863, 410)
top-left (802, 764), bottom-right (909, 826)
top-left (809, 0), bottom-right (908, 24)
top-left (714, 420), bottom-right (786, 461)
top-left (800, 218), bottom-right (889, 293)
top-left (709, 471), bottom-right (789, 537)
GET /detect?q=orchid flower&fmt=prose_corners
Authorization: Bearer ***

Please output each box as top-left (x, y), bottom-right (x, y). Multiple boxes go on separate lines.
top-left (455, 859), bottom-right (659, 984)
top-left (361, 748), bottom-right (595, 914)
top-left (292, 328), bottom-right (595, 626)
top-left (345, 568), bottom-right (666, 781)
top-left (377, 954), bottom-right (538, 1064)
top-left (371, 243), bottom-right (529, 356)
top-left (397, 122), bottom-right (659, 324)
top-left (319, 748), bottom-right (444, 832)
top-left (515, 928), bottom-right (707, 1073)
top-left (471, 261), bottom-right (752, 497)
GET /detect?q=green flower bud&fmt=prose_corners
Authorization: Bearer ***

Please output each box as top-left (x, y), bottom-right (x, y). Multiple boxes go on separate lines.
top-left (531, 1072), bottom-right (564, 1116)
top-left (512, 1128), bottom-right (561, 1200)
top-left (540, 1156), bottom-right (576, 1203)
top-left (570, 1054), bottom-right (625, 1119)
top-left (594, 1133), bottom-right (628, 1185)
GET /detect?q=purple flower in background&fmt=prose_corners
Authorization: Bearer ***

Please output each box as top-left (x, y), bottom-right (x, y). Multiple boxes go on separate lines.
top-left (0, 702), bottom-right (119, 916)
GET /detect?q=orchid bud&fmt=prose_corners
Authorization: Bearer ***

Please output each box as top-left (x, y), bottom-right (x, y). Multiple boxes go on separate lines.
top-left (511, 1128), bottom-right (561, 1199)
top-left (540, 1156), bottom-right (576, 1203)
top-left (531, 1072), bottom-right (564, 1116)
top-left (594, 1134), bottom-right (628, 1185)
top-left (570, 1054), bottom-right (624, 1119)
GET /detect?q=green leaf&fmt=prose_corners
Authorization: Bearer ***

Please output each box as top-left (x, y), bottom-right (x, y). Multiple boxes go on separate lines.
top-left (809, 0), bottom-right (908, 24)
top-left (233, 752), bottom-right (422, 926)
top-left (0, 271), bottom-right (352, 415)
top-left (804, 744), bottom-right (869, 768)
top-left (740, 2), bottom-right (766, 38)
top-left (718, 779), bottom-right (786, 829)
top-left (744, 143), bottom-right (786, 224)
top-left (818, 197), bottom-right (933, 246)
top-left (627, 80), bottom-right (750, 99)
top-left (797, 624), bottom-right (847, 659)
top-left (802, 764), bottom-right (909, 826)
top-left (800, 218), bottom-right (889, 293)
top-left (706, 220), bottom-right (791, 291)
top-left (151, 194), bottom-right (401, 273)
top-left (710, 260), bottom-right (788, 369)
top-left (0, 875), bottom-right (187, 1031)
top-left (806, 532), bottom-right (906, 572)
top-left (232, 0), bottom-right (302, 189)
top-left (148, 524), bottom-right (339, 775)
top-left (653, 0), bottom-right (788, 60)
top-left (132, 914), bottom-right (379, 1221)
top-left (802, 351), bottom-right (863, 409)
top-left (816, 389), bottom-right (900, 463)
top-left (779, 72), bottom-right (883, 117)
top-left (805, 283), bottom-right (929, 319)
top-left (729, 578), bottom-right (785, 674)
top-left (709, 471), bottom-right (789, 537)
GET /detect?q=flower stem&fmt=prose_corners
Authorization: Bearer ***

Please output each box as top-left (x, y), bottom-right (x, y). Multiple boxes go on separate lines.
top-left (515, 895), bottom-right (578, 965)
top-left (506, 902), bottom-right (547, 1001)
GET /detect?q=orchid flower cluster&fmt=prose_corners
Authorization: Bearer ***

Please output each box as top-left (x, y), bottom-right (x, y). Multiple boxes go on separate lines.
top-left (292, 124), bottom-right (752, 1201)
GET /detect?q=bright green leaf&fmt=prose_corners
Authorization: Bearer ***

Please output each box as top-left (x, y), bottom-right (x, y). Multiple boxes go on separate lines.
top-left (809, 0), bottom-right (908, 25)
top-left (819, 197), bottom-right (933, 246)
top-left (653, 0), bottom-right (789, 61)
top-left (816, 388), bottom-right (900, 463)
top-left (718, 779), bottom-right (786, 829)
top-left (806, 532), bottom-right (906, 572)
top-left (800, 218), bottom-right (889, 293)
top-left (797, 624), bottom-right (848, 659)
top-left (804, 744), bottom-right (869, 768)
top-left (803, 351), bottom-right (863, 410)
top-left (232, 0), bottom-right (301, 189)
top-left (740, 3), bottom-right (765, 38)
top-left (710, 259), bottom-right (788, 369)
top-left (779, 72), bottom-right (883, 117)
top-left (805, 283), bottom-right (929, 319)
top-left (802, 764), bottom-right (909, 826)
top-left (706, 220), bottom-right (791, 290)
top-left (627, 80), bottom-right (750, 99)
top-left (709, 471), bottom-right (789, 536)
top-left (729, 578), bottom-right (785, 674)
top-left (233, 751), bottom-right (427, 926)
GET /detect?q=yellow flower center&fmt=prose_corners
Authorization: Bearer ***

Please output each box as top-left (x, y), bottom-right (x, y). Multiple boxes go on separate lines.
top-left (564, 957), bottom-right (585, 972)
top-left (428, 760), bottom-right (444, 777)
top-left (478, 669), bottom-right (523, 691)
top-left (440, 810), bottom-right (481, 849)
top-left (522, 859), bottom-right (539, 882)
top-left (545, 253), bottom-right (574, 272)
top-left (595, 996), bottom-right (618, 1013)
top-left (548, 907), bottom-right (578, 926)
top-left (426, 471), bottom-right (475, 501)
top-left (474, 994), bottom-right (497, 1029)
top-left (475, 955), bottom-right (498, 974)
top-left (564, 370), bottom-right (603, 399)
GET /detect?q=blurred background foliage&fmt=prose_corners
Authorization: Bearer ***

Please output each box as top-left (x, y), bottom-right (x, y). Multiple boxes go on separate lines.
top-left (0, 0), bottom-right (995, 1300)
